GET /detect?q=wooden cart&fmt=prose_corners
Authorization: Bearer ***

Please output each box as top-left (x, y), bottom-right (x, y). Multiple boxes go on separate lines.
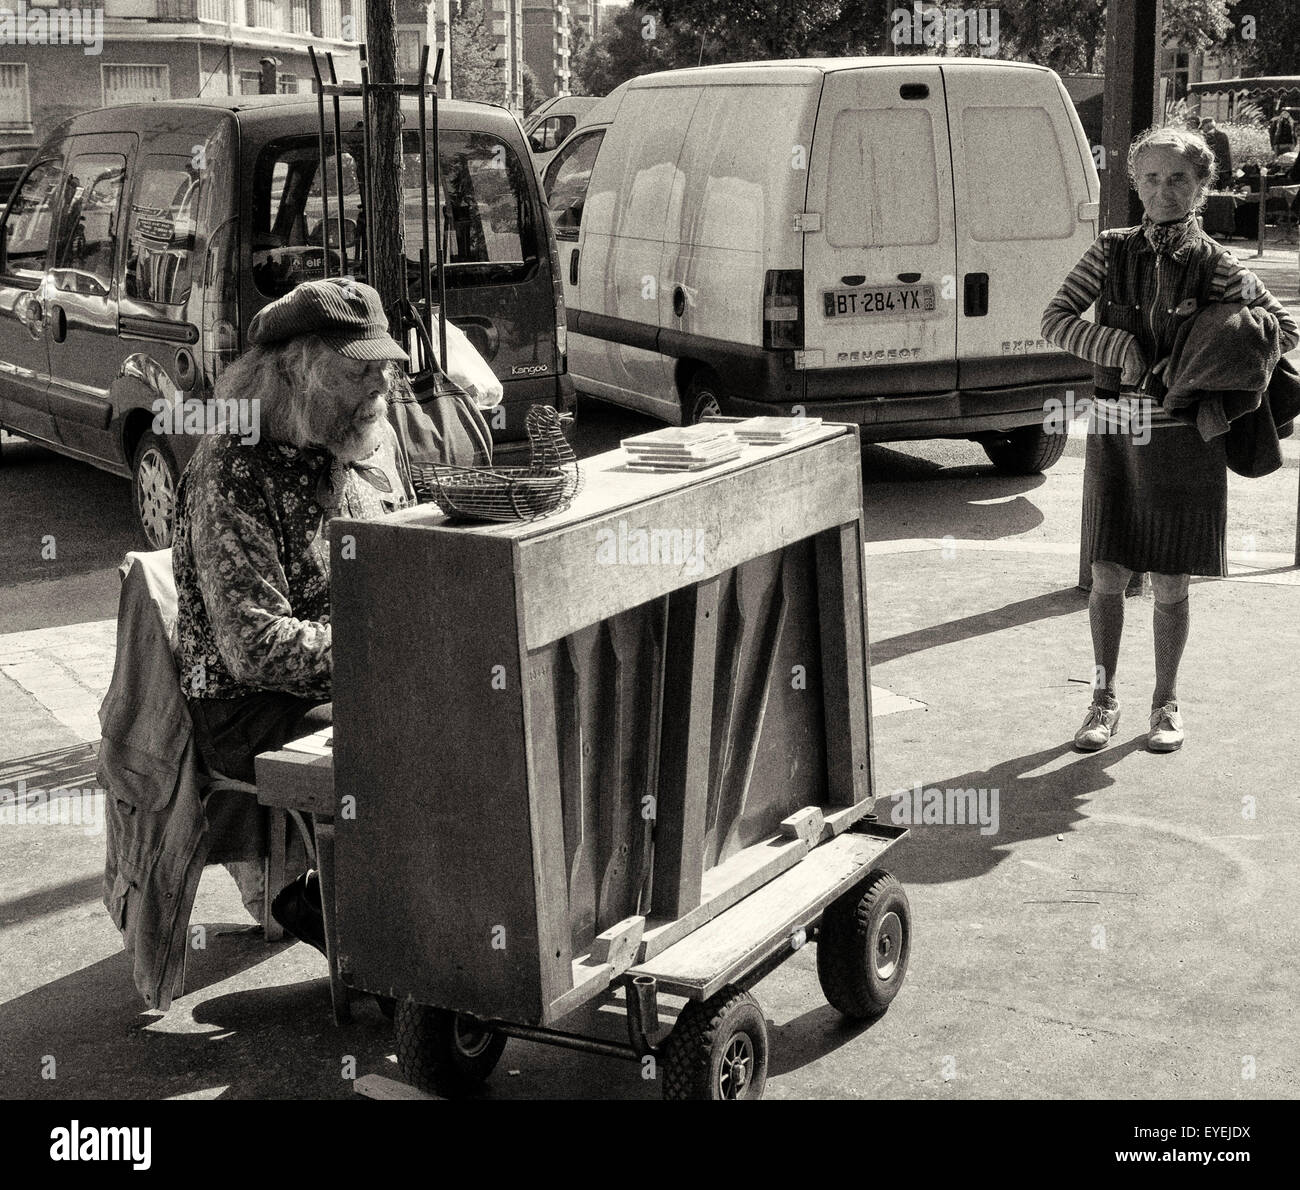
top-left (323, 423), bottom-right (910, 1099)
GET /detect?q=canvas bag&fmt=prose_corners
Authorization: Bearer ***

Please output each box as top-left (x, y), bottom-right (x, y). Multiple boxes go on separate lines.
top-left (386, 299), bottom-right (493, 469)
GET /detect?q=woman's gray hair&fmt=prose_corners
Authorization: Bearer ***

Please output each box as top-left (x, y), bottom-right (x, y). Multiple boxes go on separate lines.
top-left (1127, 127), bottom-right (1218, 209)
top-left (213, 334), bottom-right (399, 447)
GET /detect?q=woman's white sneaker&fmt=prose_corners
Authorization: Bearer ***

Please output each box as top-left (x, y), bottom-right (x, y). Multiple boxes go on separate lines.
top-left (1148, 702), bottom-right (1184, 751)
top-left (1075, 702), bottom-right (1121, 751)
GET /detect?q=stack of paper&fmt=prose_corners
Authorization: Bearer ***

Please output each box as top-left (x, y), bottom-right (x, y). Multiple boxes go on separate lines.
top-left (729, 416), bottom-right (824, 444)
top-left (621, 424), bottom-right (743, 472)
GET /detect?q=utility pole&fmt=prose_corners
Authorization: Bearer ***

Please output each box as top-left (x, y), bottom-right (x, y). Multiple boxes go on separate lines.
top-left (365, 0), bottom-right (406, 312)
top-left (1101, 0), bottom-right (1165, 229)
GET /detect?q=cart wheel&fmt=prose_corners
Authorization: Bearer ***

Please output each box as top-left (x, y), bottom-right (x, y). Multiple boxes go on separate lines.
top-left (817, 870), bottom-right (911, 1019)
top-left (393, 1000), bottom-right (506, 1097)
top-left (662, 984), bottom-right (768, 1101)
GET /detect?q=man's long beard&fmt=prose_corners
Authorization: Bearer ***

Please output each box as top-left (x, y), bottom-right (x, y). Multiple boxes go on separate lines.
top-left (312, 394), bottom-right (388, 464)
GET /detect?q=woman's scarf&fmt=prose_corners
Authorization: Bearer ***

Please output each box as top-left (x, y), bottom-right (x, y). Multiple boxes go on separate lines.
top-left (1142, 210), bottom-right (1199, 256)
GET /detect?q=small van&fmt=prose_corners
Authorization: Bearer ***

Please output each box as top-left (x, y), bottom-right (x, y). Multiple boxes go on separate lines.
top-left (0, 95), bottom-right (571, 548)
top-left (524, 94), bottom-right (600, 172)
top-left (542, 57), bottom-right (1100, 472)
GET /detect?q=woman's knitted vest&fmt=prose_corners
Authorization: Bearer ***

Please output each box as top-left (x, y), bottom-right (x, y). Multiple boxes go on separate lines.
top-left (1094, 225), bottom-right (1223, 394)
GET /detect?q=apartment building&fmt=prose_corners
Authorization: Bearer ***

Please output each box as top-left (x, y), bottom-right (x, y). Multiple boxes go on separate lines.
top-left (0, 0), bottom-right (365, 147)
top-left (523, 0), bottom-right (570, 98)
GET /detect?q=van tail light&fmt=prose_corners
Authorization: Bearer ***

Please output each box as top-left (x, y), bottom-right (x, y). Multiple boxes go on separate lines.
top-left (763, 269), bottom-right (803, 350)
top-left (201, 220), bottom-right (240, 391)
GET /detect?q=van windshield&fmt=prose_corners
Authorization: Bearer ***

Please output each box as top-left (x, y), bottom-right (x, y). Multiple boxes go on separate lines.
top-left (251, 131), bottom-right (538, 299)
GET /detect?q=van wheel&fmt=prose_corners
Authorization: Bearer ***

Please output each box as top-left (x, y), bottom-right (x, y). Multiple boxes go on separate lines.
top-left (684, 369), bottom-right (724, 424)
top-left (132, 432), bottom-right (180, 550)
top-left (979, 425), bottom-right (1067, 474)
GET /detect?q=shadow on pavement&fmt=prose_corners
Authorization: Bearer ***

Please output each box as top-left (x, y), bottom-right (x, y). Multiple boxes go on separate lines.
top-left (878, 735), bottom-right (1148, 887)
top-left (0, 928), bottom-right (393, 1100)
top-left (0, 743), bottom-right (100, 790)
top-left (870, 585), bottom-right (1087, 665)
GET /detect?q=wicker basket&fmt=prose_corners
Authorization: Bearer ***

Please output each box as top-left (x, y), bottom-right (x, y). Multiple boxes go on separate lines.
top-left (411, 405), bottom-right (582, 523)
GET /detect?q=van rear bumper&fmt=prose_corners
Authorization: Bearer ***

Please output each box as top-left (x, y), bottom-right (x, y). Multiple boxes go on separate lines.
top-left (729, 374), bottom-right (1094, 442)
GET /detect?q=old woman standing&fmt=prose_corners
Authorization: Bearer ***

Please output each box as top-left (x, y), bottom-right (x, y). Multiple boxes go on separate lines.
top-left (1042, 128), bottom-right (1298, 753)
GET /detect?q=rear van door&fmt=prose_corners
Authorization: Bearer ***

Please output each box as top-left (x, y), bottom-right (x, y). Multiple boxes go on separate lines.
top-left (941, 65), bottom-right (1099, 389)
top-left (801, 65), bottom-right (957, 393)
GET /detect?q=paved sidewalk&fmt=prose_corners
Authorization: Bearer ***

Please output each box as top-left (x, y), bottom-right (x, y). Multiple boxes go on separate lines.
top-left (1, 533), bottom-right (1297, 1100)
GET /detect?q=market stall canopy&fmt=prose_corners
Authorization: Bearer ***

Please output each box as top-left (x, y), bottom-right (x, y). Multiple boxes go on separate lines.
top-left (1188, 76), bottom-right (1300, 97)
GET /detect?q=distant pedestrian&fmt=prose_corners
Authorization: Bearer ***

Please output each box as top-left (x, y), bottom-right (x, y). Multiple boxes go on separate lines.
top-left (1041, 127), bottom-right (1298, 754)
top-left (1271, 109), bottom-right (1295, 154)
top-left (1199, 117), bottom-right (1233, 189)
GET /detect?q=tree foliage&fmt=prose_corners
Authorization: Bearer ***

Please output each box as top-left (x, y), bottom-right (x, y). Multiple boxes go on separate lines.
top-left (574, 1), bottom-right (1261, 98)
top-left (1222, 0), bottom-right (1300, 77)
top-left (451, 0), bottom-right (502, 104)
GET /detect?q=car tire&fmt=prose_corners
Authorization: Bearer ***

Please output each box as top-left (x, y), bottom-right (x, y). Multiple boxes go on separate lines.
top-left (979, 424), bottom-right (1067, 474)
top-left (131, 431), bottom-right (181, 550)
top-left (683, 368), bottom-right (725, 425)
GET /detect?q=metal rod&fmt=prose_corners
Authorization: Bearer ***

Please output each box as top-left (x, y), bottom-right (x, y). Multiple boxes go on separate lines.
top-left (310, 47), bottom-right (332, 279)
top-left (327, 51), bottom-right (349, 277)
top-left (625, 975), bottom-right (663, 1057)
top-left (430, 46), bottom-right (448, 369)
top-left (417, 42), bottom-right (432, 330)
top-left (491, 1021), bottom-right (640, 1063)
top-left (359, 45), bottom-right (376, 280)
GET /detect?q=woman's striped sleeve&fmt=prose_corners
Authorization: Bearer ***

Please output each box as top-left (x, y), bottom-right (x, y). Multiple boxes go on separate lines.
top-left (1041, 234), bottom-right (1138, 368)
top-left (1211, 255), bottom-right (1300, 355)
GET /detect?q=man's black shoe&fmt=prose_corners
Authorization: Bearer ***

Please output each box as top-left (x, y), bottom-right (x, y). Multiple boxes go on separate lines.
top-left (270, 872), bottom-right (328, 957)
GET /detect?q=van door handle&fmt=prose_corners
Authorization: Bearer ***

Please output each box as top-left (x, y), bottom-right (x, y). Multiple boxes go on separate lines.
top-left (964, 273), bottom-right (990, 317)
top-left (49, 304), bottom-right (66, 343)
top-left (570, 247), bottom-right (579, 285)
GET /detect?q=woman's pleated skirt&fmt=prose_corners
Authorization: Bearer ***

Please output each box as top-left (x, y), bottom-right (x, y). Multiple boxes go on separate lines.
top-left (1081, 394), bottom-right (1228, 577)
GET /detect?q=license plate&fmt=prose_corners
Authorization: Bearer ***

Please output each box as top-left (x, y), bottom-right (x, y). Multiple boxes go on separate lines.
top-left (823, 284), bottom-right (936, 319)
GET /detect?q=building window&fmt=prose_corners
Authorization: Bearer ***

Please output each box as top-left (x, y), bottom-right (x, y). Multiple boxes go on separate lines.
top-left (278, 73), bottom-right (299, 94)
top-left (102, 65), bottom-right (171, 106)
top-left (253, 0), bottom-right (282, 29)
top-left (198, 0), bottom-right (227, 21)
top-left (240, 70), bottom-right (262, 95)
top-left (339, 0), bottom-right (362, 41)
top-left (291, 0), bottom-right (309, 33)
top-left (0, 63), bottom-right (31, 133)
top-left (317, 0), bottom-right (341, 38)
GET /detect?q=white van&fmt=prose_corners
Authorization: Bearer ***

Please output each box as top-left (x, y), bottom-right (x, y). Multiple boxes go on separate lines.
top-left (542, 57), bottom-right (1100, 472)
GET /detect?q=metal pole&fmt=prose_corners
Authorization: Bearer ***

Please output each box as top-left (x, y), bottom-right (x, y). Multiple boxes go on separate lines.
top-left (310, 48), bottom-right (332, 280)
top-left (359, 46), bottom-right (376, 280)
top-left (327, 52), bottom-right (349, 278)
top-left (417, 43), bottom-right (432, 332)
top-left (431, 46), bottom-right (449, 370)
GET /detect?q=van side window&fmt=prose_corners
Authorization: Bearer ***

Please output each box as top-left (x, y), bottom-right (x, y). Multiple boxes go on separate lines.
top-left (529, 115), bottom-right (575, 153)
top-left (1, 160), bottom-right (65, 282)
top-left (826, 109), bottom-right (940, 248)
top-left (124, 155), bottom-right (203, 306)
top-left (51, 153), bottom-right (126, 295)
top-left (544, 130), bottom-right (604, 239)
top-left (960, 107), bottom-right (1073, 242)
top-left (252, 131), bottom-right (537, 298)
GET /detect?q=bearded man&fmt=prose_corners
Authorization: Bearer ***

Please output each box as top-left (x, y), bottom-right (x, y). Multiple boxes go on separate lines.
top-left (172, 277), bottom-right (414, 949)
